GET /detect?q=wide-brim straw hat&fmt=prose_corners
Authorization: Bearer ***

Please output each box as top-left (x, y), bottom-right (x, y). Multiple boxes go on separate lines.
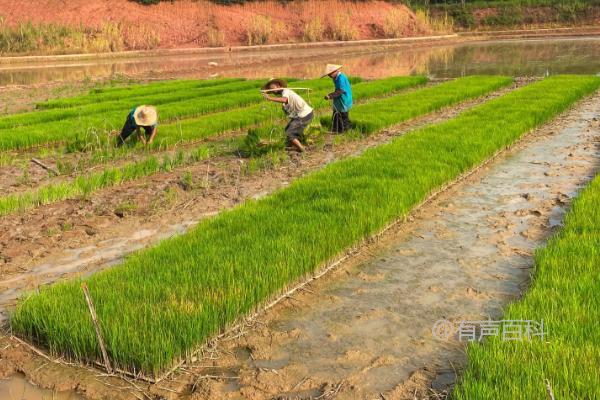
top-left (262, 78), bottom-right (288, 91)
top-left (322, 64), bottom-right (342, 78)
top-left (133, 105), bottom-right (158, 126)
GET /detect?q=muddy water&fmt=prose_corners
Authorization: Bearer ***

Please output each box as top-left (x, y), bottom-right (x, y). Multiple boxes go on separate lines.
top-left (0, 37), bottom-right (599, 85)
top-left (0, 374), bottom-right (83, 400)
top-left (188, 97), bottom-right (599, 398)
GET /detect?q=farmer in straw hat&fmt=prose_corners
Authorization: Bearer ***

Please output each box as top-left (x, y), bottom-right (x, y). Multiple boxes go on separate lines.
top-left (323, 64), bottom-right (353, 133)
top-left (261, 78), bottom-right (314, 153)
top-left (116, 105), bottom-right (158, 147)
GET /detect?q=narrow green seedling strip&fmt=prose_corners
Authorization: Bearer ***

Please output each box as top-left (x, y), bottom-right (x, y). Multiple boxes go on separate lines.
top-left (0, 76), bottom-right (470, 216)
top-left (37, 78), bottom-right (244, 109)
top-left (0, 77), bottom-right (332, 150)
top-left (0, 79), bottom-right (269, 130)
top-left (453, 173), bottom-right (600, 399)
top-left (0, 78), bottom-right (307, 134)
top-left (1, 77), bottom-right (368, 151)
top-left (155, 75), bottom-right (431, 145)
top-left (319, 75), bottom-right (512, 134)
top-left (13, 75), bottom-right (598, 377)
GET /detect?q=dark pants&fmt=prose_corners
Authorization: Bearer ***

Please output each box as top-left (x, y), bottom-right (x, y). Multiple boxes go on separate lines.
top-left (116, 117), bottom-right (153, 147)
top-left (285, 111), bottom-right (314, 142)
top-left (332, 111), bottom-right (351, 133)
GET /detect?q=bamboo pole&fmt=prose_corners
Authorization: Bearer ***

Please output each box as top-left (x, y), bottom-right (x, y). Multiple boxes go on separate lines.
top-left (82, 283), bottom-right (113, 374)
top-left (260, 87), bottom-right (313, 93)
top-left (30, 158), bottom-right (59, 176)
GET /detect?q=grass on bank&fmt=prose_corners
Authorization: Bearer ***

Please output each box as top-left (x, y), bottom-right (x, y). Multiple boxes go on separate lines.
top-left (453, 173), bottom-right (600, 399)
top-left (0, 75), bottom-right (430, 216)
top-left (10, 75), bottom-right (599, 376)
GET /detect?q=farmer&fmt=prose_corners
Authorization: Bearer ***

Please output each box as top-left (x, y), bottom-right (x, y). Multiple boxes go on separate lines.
top-left (261, 78), bottom-right (314, 153)
top-left (323, 64), bottom-right (353, 133)
top-left (116, 105), bottom-right (158, 147)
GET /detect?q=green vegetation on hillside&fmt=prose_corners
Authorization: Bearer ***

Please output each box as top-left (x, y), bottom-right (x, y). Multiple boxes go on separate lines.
top-left (408, 0), bottom-right (600, 29)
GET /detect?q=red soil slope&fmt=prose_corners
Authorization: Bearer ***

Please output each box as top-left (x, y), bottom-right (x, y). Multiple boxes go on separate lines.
top-left (0, 0), bottom-right (431, 50)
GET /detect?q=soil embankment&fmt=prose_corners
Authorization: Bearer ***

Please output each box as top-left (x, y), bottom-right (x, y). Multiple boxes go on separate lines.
top-left (0, 0), bottom-right (432, 54)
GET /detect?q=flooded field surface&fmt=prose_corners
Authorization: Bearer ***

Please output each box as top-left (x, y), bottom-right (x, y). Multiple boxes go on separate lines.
top-left (0, 36), bottom-right (599, 85)
top-left (0, 373), bottom-right (83, 400)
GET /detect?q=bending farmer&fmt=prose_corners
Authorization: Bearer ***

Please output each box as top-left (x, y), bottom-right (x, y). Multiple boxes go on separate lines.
top-left (323, 64), bottom-right (353, 133)
top-left (261, 78), bottom-right (314, 153)
top-left (116, 105), bottom-right (158, 147)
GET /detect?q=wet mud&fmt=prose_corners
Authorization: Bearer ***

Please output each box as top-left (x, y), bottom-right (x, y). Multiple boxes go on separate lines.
top-left (0, 91), bottom-right (598, 399)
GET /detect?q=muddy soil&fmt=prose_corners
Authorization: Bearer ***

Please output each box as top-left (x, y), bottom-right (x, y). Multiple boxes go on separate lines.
top-left (0, 81), bottom-right (525, 317)
top-left (0, 89), bottom-right (597, 399)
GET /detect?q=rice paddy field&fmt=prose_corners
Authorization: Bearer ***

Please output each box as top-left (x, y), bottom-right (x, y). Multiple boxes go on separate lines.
top-left (0, 69), bottom-right (599, 399)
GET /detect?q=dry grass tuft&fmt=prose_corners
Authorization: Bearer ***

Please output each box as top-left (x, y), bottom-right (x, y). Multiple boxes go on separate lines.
top-left (383, 9), bottom-right (411, 38)
top-left (415, 9), bottom-right (454, 33)
top-left (329, 13), bottom-right (359, 41)
top-left (303, 17), bottom-right (326, 42)
top-left (246, 15), bottom-right (273, 45)
top-left (206, 27), bottom-right (225, 47)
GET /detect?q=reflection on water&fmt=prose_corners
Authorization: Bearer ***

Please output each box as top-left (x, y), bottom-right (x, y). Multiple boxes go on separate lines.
top-left (0, 37), bottom-right (599, 85)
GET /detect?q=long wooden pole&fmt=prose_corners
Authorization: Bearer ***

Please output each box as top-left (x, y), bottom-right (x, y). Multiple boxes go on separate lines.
top-left (260, 87), bottom-right (313, 93)
top-left (82, 283), bottom-right (113, 374)
top-left (30, 158), bottom-right (59, 176)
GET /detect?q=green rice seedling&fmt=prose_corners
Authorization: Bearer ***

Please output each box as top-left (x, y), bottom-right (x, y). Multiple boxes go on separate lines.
top-left (0, 78), bottom-right (337, 151)
top-left (155, 76), bottom-right (427, 146)
top-left (453, 173), bottom-right (600, 399)
top-left (179, 171), bottom-right (194, 191)
top-left (0, 79), bottom-right (270, 131)
top-left (320, 75), bottom-right (512, 134)
top-left (11, 75), bottom-right (598, 377)
top-left (0, 76), bottom-right (501, 217)
top-left (240, 126), bottom-right (285, 157)
top-left (37, 78), bottom-right (244, 109)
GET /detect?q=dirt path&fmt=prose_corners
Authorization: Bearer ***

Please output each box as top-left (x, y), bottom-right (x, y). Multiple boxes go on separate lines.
top-left (0, 87), bottom-right (597, 399)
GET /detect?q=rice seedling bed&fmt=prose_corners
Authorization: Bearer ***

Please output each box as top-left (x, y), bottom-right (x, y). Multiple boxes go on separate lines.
top-left (319, 75), bottom-right (511, 134)
top-left (37, 78), bottom-right (245, 110)
top-left (0, 77), bottom-right (345, 151)
top-left (0, 76), bottom-right (497, 217)
top-left (154, 75), bottom-right (427, 146)
top-left (12, 75), bottom-right (597, 378)
top-left (0, 79), bottom-right (269, 130)
top-left (452, 175), bottom-right (600, 399)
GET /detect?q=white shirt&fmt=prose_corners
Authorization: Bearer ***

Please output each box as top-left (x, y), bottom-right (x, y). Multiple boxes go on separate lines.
top-left (282, 89), bottom-right (313, 119)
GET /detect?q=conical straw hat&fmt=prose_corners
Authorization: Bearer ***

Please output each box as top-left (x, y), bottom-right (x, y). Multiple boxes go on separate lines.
top-left (133, 105), bottom-right (158, 126)
top-left (261, 78), bottom-right (288, 90)
top-left (322, 64), bottom-right (342, 78)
